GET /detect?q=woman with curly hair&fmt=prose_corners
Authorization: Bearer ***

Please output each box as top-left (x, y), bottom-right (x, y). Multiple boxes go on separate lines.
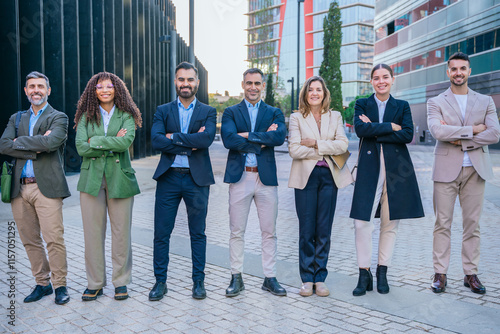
top-left (75, 72), bottom-right (142, 301)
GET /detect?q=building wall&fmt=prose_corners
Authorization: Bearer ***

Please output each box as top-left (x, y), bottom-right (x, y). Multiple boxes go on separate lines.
top-left (373, 0), bottom-right (500, 147)
top-left (0, 0), bottom-right (208, 172)
top-left (246, 0), bottom-right (375, 106)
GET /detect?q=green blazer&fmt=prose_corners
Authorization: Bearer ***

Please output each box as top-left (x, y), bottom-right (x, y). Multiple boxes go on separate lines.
top-left (76, 109), bottom-right (140, 198)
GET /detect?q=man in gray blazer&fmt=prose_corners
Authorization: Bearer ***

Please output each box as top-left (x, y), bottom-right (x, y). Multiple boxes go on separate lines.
top-left (0, 71), bottom-right (71, 304)
top-left (427, 53), bottom-right (500, 294)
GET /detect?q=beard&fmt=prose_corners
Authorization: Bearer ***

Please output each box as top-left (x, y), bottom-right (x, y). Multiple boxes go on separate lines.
top-left (176, 85), bottom-right (198, 99)
top-left (450, 76), bottom-right (467, 87)
top-left (27, 93), bottom-right (48, 106)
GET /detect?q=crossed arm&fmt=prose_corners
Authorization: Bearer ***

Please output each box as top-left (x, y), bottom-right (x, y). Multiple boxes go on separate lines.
top-left (0, 112), bottom-right (68, 159)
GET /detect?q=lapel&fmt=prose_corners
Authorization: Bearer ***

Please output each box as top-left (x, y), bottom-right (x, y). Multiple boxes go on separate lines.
top-left (238, 100), bottom-right (252, 131)
top-left (463, 88), bottom-right (478, 125)
top-left (304, 112), bottom-right (321, 139)
top-left (32, 104), bottom-right (52, 135)
top-left (188, 100), bottom-right (202, 133)
top-left (320, 111), bottom-right (331, 140)
top-left (106, 108), bottom-right (123, 136)
top-left (255, 100), bottom-right (268, 131)
top-left (170, 100), bottom-right (181, 132)
top-left (367, 94), bottom-right (379, 123)
top-left (382, 96), bottom-right (398, 123)
top-left (19, 109), bottom-right (31, 136)
top-left (443, 87), bottom-right (464, 124)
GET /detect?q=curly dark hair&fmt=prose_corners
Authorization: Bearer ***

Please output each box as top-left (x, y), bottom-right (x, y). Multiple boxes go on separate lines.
top-left (74, 72), bottom-right (142, 128)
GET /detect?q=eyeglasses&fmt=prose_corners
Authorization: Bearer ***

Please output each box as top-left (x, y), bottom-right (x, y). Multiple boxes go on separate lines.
top-left (96, 83), bottom-right (114, 90)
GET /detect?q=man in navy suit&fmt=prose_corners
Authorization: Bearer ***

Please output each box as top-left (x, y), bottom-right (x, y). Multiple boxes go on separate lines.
top-left (221, 68), bottom-right (287, 297)
top-left (149, 62), bottom-right (216, 301)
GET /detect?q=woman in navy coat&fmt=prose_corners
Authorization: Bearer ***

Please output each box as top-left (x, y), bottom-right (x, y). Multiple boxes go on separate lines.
top-left (350, 64), bottom-right (424, 296)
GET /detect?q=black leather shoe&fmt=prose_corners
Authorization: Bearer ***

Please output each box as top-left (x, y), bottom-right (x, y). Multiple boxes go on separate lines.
top-left (24, 284), bottom-right (53, 303)
top-left (114, 286), bottom-right (129, 300)
top-left (376, 265), bottom-right (389, 294)
top-left (192, 280), bottom-right (206, 300)
top-left (82, 288), bottom-right (103, 301)
top-left (353, 268), bottom-right (373, 296)
top-left (262, 277), bottom-right (286, 296)
top-left (464, 275), bottom-right (486, 294)
top-left (431, 273), bottom-right (447, 293)
top-left (54, 286), bottom-right (70, 305)
top-left (226, 273), bottom-right (244, 297)
top-left (149, 282), bottom-right (167, 301)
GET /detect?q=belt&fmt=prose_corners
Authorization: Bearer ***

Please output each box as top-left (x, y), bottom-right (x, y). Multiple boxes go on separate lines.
top-left (21, 177), bottom-right (37, 184)
top-left (245, 166), bottom-right (258, 172)
top-left (170, 167), bottom-right (190, 174)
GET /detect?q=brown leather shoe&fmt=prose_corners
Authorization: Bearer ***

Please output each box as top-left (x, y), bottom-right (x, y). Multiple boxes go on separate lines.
top-left (464, 275), bottom-right (486, 294)
top-left (431, 273), bottom-right (447, 293)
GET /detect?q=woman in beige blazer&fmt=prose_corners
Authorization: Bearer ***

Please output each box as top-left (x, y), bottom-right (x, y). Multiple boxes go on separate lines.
top-left (288, 76), bottom-right (352, 297)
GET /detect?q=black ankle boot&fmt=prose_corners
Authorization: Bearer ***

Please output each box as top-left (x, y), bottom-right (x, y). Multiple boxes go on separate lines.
top-left (353, 268), bottom-right (373, 296)
top-left (376, 265), bottom-right (389, 294)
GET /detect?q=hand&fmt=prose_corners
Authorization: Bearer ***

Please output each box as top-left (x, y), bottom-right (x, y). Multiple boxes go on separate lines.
top-left (440, 120), bottom-right (447, 125)
top-left (237, 132), bottom-right (249, 138)
top-left (450, 140), bottom-right (461, 146)
top-left (359, 114), bottom-right (371, 123)
top-left (166, 133), bottom-right (173, 139)
top-left (267, 123), bottom-right (278, 132)
top-left (391, 123), bottom-right (402, 131)
top-left (198, 126), bottom-right (205, 133)
top-left (43, 130), bottom-right (51, 136)
top-left (300, 138), bottom-right (316, 148)
top-left (473, 124), bottom-right (486, 134)
top-left (13, 138), bottom-right (16, 142)
top-left (116, 128), bottom-right (127, 137)
top-left (88, 137), bottom-right (91, 143)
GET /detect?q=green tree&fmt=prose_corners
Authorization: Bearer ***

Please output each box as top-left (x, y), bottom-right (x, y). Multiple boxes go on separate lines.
top-left (264, 73), bottom-right (276, 107)
top-left (319, 1), bottom-right (343, 114)
top-left (344, 94), bottom-right (371, 125)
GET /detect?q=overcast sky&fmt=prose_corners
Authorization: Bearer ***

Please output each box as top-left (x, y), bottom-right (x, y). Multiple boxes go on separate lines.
top-left (172, 0), bottom-right (247, 96)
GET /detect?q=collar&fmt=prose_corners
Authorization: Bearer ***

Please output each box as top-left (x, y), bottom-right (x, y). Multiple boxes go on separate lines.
top-left (178, 97), bottom-right (197, 110)
top-left (99, 104), bottom-right (116, 116)
top-left (373, 94), bottom-right (388, 108)
top-left (244, 99), bottom-right (261, 109)
top-left (30, 103), bottom-right (49, 116)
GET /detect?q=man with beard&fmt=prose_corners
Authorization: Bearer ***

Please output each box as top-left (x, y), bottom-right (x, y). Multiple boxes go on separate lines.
top-left (0, 71), bottom-right (71, 304)
top-left (427, 52), bottom-right (500, 294)
top-left (221, 68), bottom-right (287, 297)
top-left (149, 62), bottom-right (216, 300)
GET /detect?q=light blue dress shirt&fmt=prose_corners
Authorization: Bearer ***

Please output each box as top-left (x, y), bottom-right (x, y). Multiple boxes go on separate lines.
top-left (99, 104), bottom-right (116, 135)
top-left (21, 103), bottom-right (49, 178)
top-left (244, 99), bottom-right (260, 167)
top-left (373, 94), bottom-right (386, 123)
top-left (171, 97), bottom-right (196, 168)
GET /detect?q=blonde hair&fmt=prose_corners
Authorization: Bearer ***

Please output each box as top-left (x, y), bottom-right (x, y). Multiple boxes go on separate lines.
top-left (298, 76), bottom-right (331, 118)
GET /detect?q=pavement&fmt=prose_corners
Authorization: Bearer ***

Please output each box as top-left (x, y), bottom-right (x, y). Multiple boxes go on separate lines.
top-left (1, 139), bottom-right (500, 334)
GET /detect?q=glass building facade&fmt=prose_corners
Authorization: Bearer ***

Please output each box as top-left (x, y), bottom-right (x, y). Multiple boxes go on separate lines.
top-left (246, 0), bottom-right (375, 106)
top-left (374, 0), bottom-right (500, 145)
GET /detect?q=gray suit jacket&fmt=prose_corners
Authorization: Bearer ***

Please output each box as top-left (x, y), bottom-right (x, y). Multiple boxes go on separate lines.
top-left (0, 104), bottom-right (71, 199)
top-left (427, 88), bottom-right (500, 182)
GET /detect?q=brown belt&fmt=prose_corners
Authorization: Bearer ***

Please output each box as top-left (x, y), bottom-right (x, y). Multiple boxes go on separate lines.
top-left (21, 177), bottom-right (37, 184)
top-left (245, 166), bottom-right (258, 172)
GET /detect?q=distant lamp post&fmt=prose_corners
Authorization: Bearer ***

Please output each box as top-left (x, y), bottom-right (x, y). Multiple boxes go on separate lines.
top-left (287, 78), bottom-right (295, 112)
top-left (297, 0), bottom-right (305, 109)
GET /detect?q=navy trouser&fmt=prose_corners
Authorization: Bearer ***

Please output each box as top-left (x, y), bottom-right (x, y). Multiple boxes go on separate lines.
top-left (295, 166), bottom-right (338, 283)
top-left (153, 169), bottom-right (209, 283)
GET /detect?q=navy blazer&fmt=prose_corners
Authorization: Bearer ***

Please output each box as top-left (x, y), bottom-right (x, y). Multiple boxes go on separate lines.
top-left (151, 99), bottom-right (216, 187)
top-left (350, 94), bottom-right (424, 221)
top-left (221, 100), bottom-right (286, 186)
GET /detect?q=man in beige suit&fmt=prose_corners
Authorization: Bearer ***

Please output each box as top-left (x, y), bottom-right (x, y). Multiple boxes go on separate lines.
top-left (427, 52), bottom-right (500, 294)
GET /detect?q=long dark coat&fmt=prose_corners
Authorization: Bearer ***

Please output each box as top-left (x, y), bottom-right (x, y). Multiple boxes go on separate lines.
top-left (349, 94), bottom-right (424, 221)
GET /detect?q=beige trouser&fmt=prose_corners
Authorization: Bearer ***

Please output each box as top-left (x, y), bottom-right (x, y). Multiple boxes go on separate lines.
top-left (229, 171), bottom-right (278, 277)
top-left (80, 178), bottom-right (134, 289)
top-left (433, 167), bottom-right (484, 275)
top-left (354, 149), bottom-right (400, 268)
top-left (11, 183), bottom-right (67, 288)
